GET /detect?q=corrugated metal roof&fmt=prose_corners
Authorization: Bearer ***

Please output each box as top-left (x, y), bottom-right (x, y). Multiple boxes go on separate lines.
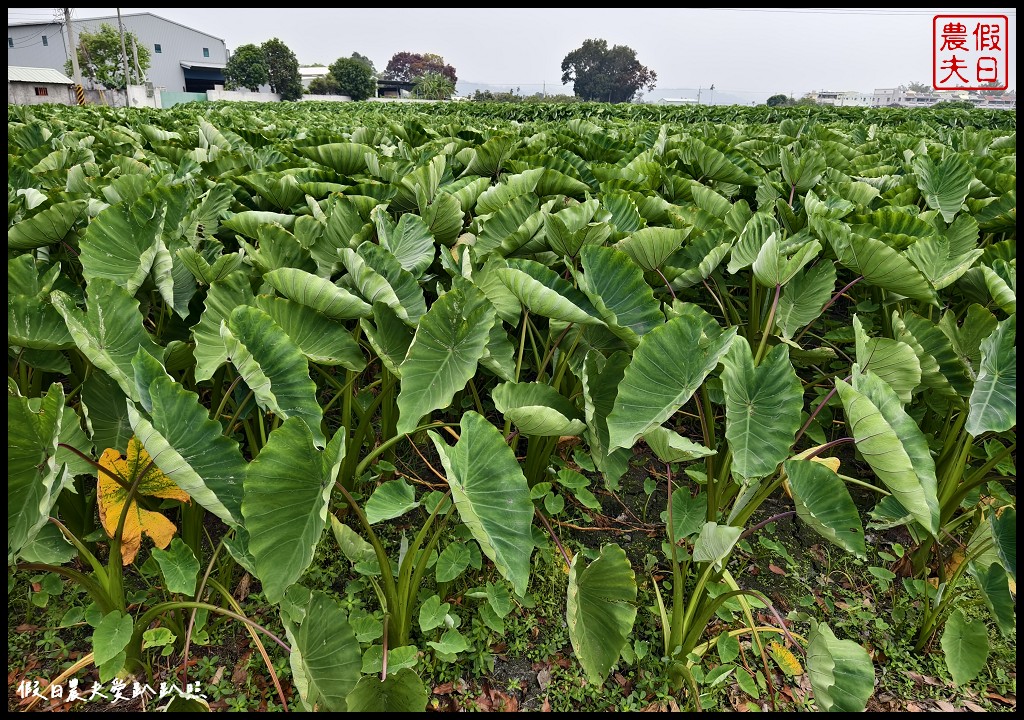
top-left (8, 66), bottom-right (75, 84)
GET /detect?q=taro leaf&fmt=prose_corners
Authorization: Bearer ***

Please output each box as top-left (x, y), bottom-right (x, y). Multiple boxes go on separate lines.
top-left (176, 247), bottom-right (244, 285)
top-left (752, 233), bottom-right (822, 288)
top-left (905, 215), bottom-right (982, 290)
top-left (360, 301), bottom-right (415, 378)
top-left (939, 305), bottom-right (998, 386)
top-left (396, 285), bottom-right (493, 435)
top-left (82, 371), bottom-right (133, 456)
top-left (661, 489), bottom-right (708, 542)
top-left (330, 515), bottom-right (376, 568)
top-left (264, 267), bottom-right (371, 320)
top-left (152, 538), bottom-right (200, 596)
top-left (692, 523), bottom-right (742, 570)
top-left (126, 352), bottom-right (246, 526)
top-left (729, 212), bottom-right (779, 274)
top-left (8, 383), bottom-right (66, 564)
top-left (288, 591), bottom-right (361, 712)
top-left (92, 611), bottom-right (133, 667)
top-left (721, 339), bottom-right (803, 480)
top-left (427, 629), bottom-right (469, 657)
top-left (853, 315), bottom-right (921, 404)
top-left (346, 668), bottom-right (427, 713)
top-left (297, 142), bottom-right (375, 176)
top-left (492, 382), bottom-right (586, 437)
top-left (806, 620), bottom-right (874, 712)
top-left (374, 207), bottom-right (436, 278)
top-left (607, 304), bottom-right (737, 451)
top-left (643, 426), bottom-right (715, 464)
top-left (428, 412), bottom-right (533, 596)
top-left (435, 542), bottom-right (471, 583)
top-left (192, 272), bottom-right (255, 383)
top-left (837, 369), bottom-right (940, 535)
top-left (495, 258), bottom-right (604, 326)
top-left (460, 135), bottom-right (520, 178)
top-left (781, 148), bottom-right (826, 194)
top-left (913, 153), bottom-right (972, 223)
top-left (341, 243), bottom-right (427, 325)
top-left (51, 280), bottom-right (162, 403)
top-left (221, 211), bottom-right (296, 239)
top-left (255, 295), bottom-right (365, 371)
top-left (578, 244), bottom-right (662, 346)
top-left (904, 311), bottom-right (973, 397)
top-left (419, 595), bottom-right (451, 633)
top-left (842, 233), bottom-right (938, 304)
top-left (79, 194), bottom-right (168, 298)
top-left (776, 261), bottom-right (836, 339)
top-left (785, 459), bottom-right (867, 559)
top-left (471, 255), bottom-right (521, 324)
top-left (581, 350), bottom-right (631, 488)
top-left (615, 227), bottom-right (686, 271)
top-left (223, 306), bottom-right (324, 447)
top-left (991, 508), bottom-right (1015, 583)
top-left (7, 256), bottom-right (75, 350)
top-left (966, 315), bottom-right (1016, 436)
top-left (97, 437), bottom-right (190, 565)
top-left (242, 419), bottom-right (345, 604)
top-left (979, 262), bottom-right (1016, 315)
top-left (421, 191), bottom-right (464, 247)
top-left (940, 609), bottom-right (989, 687)
top-left (566, 544), bottom-right (638, 686)
top-left (969, 561), bottom-right (1015, 638)
top-left (8, 199), bottom-right (88, 249)
top-left (364, 480), bottom-right (418, 525)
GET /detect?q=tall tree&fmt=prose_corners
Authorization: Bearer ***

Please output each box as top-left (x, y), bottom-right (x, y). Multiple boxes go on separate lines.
top-left (63, 22), bottom-right (150, 90)
top-left (328, 57), bottom-right (377, 101)
top-left (383, 52), bottom-right (457, 84)
top-left (350, 52), bottom-right (377, 75)
top-left (224, 43), bottom-right (269, 92)
top-left (560, 38), bottom-right (656, 103)
top-left (413, 72), bottom-right (455, 100)
top-left (262, 38), bottom-right (303, 101)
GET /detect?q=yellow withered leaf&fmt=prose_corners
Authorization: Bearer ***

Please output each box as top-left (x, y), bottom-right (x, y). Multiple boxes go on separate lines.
top-left (769, 640), bottom-right (804, 677)
top-left (97, 437), bottom-right (190, 565)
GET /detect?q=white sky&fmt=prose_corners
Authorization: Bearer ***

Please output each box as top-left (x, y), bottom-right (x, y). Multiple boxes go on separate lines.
top-left (8, 7), bottom-right (1017, 97)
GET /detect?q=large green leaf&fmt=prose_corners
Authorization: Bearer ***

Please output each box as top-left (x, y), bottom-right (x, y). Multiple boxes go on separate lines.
top-left (607, 305), bottom-right (737, 450)
top-left (192, 272), bottom-right (255, 383)
top-left (428, 412), bottom-right (533, 596)
top-left (643, 426), bottom-right (715, 464)
top-left (837, 369), bottom-right (939, 534)
top-left (396, 285), bottom-right (493, 434)
top-left (776, 261), bottom-right (836, 339)
top-left (288, 591), bottom-right (361, 712)
top-left (374, 208), bottom-right (435, 279)
top-left (853, 315), bottom-right (921, 404)
top-left (615, 227), bottom-right (686, 271)
top-left (360, 302), bottom-right (414, 378)
top-left (339, 243), bottom-right (426, 326)
top-left (298, 142), bottom-right (375, 175)
top-left (495, 258), bottom-right (604, 326)
top-left (81, 371), bottom-right (133, 455)
top-left (152, 538), bottom-right (200, 596)
top-left (966, 315), bottom-right (1016, 436)
top-left (752, 233), bottom-right (822, 288)
top-left (8, 199), bottom-right (88, 249)
top-left (806, 620), bottom-right (874, 712)
top-left (785, 459), bottom-right (867, 559)
top-left (578, 244), bottom-right (662, 347)
top-left (223, 306), bottom-right (324, 447)
top-left (492, 382), bottom-right (586, 437)
top-left (255, 295), bottom-right (365, 371)
top-left (729, 212), bottom-right (779, 274)
top-left (905, 215), bottom-right (982, 290)
top-left (264, 268), bottom-right (371, 320)
top-left (8, 383), bottom-right (66, 564)
top-left (127, 353), bottom-right (247, 526)
top-left (692, 522), bottom-right (743, 570)
top-left (345, 669), bottom-right (428, 713)
top-left (79, 194), bottom-right (168, 298)
top-left (566, 544), bottom-right (637, 686)
top-left (243, 419), bottom-right (345, 604)
top-left (581, 351), bottom-right (632, 488)
top-left (721, 340), bottom-right (803, 479)
top-left (913, 153), bottom-right (972, 223)
top-left (940, 609), bottom-right (989, 687)
top-left (991, 508), bottom-right (1015, 583)
top-left (51, 280), bottom-right (162, 403)
top-left (7, 256), bottom-right (74, 350)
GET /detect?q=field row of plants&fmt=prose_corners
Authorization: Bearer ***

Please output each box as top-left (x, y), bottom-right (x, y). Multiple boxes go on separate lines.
top-left (8, 100), bottom-right (1015, 712)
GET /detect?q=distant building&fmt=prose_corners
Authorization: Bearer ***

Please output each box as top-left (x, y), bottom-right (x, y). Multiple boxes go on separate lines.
top-left (8, 65), bottom-right (74, 105)
top-left (7, 12), bottom-right (227, 93)
top-left (659, 97), bottom-right (698, 105)
top-left (806, 90), bottom-right (872, 107)
top-left (873, 87), bottom-right (1015, 110)
top-left (376, 79), bottom-right (415, 99)
top-left (300, 65), bottom-right (331, 89)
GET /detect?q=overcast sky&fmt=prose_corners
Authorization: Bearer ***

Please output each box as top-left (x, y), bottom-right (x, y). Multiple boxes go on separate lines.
top-left (9, 7), bottom-right (1017, 99)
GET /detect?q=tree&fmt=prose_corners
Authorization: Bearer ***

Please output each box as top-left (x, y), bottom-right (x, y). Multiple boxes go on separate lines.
top-left (63, 22), bottom-right (150, 91)
top-left (328, 57), bottom-right (377, 101)
top-left (413, 72), bottom-right (455, 100)
top-left (383, 52), bottom-right (457, 84)
top-left (350, 52), bottom-right (376, 75)
top-left (224, 43), bottom-right (269, 92)
top-left (560, 38), bottom-right (656, 103)
top-left (306, 75), bottom-right (340, 95)
top-left (766, 94), bottom-right (793, 107)
top-left (261, 38), bottom-right (303, 101)
top-left (906, 81), bottom-right (931, 92)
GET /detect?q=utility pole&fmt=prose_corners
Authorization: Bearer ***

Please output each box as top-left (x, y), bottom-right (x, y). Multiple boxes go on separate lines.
top-left (131, 36), bottom-right (143, 83)
top-left (64, 8), bottom-right (86, 104)
top-left (709, 83), bottom-right (715, 105)
top-left (116, 7), bottom-right (132, 103)
top-left (697, 87), bottom-right (702, 105)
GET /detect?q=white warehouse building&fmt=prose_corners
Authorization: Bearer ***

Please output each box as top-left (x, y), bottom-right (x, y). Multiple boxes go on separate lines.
top-left (7, 12), bottom-right (228, 93)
